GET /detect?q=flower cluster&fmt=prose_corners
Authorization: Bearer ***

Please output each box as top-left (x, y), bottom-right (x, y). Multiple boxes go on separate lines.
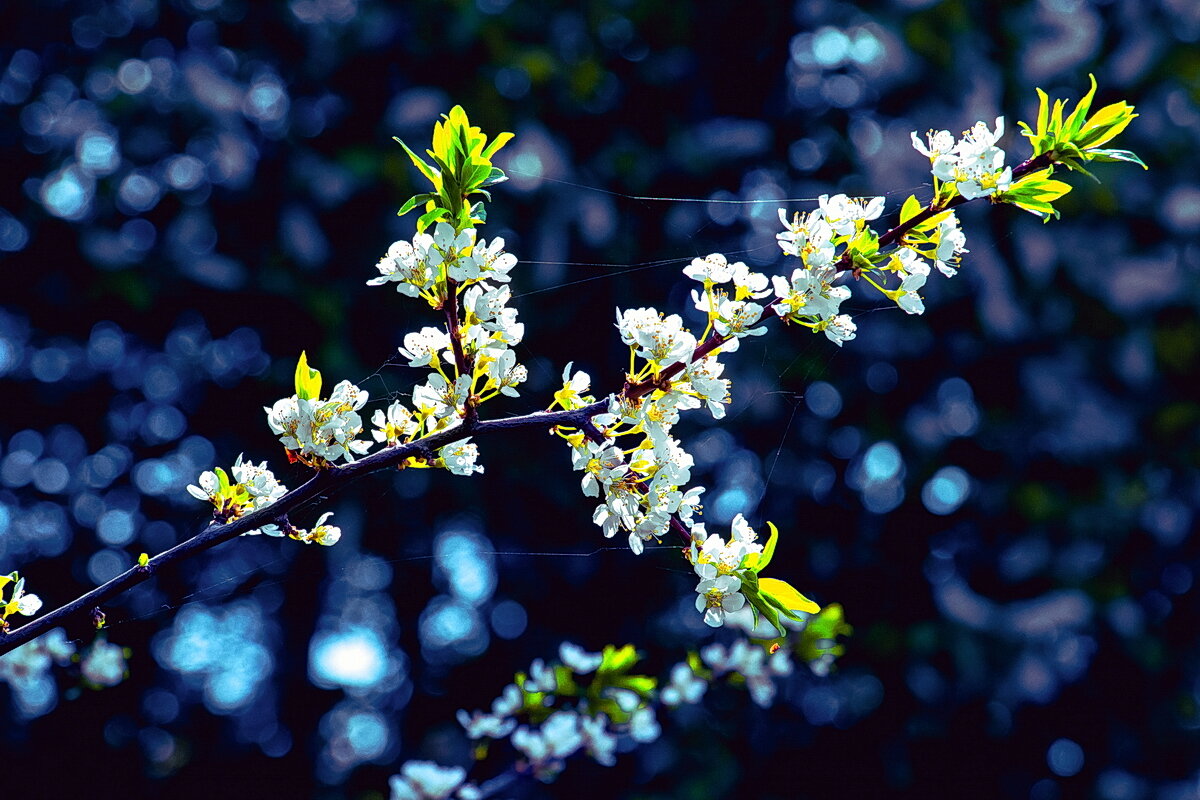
top-left (0, 628), bottom-right (74, 701)
top-left (685, 253), bottom-right (771, 348)
top-left (771, 193), bottom-right (885, 344)
top-left (451, 643), bottom-right (660, 783)
top-left (390, 632), bottom-right (831, 795)
top-left (265, 375), bottom-right (371, 467)
top-left (186, 455), bottom-right (342, 544)
top-left (689, 513), bottom-right (764, 627)
top-left (369, 222), bottom-right (516, 308)
top-left (370, 220), bottom-right (526, 464)
top-left (701, 638), bottom-right (795, 708)
top-left (547, 245), bottom-right (836, 631)
top-left (912, 117), bottom-right (1012, 200)
top-left (187, 454), bottom-right (288, 531)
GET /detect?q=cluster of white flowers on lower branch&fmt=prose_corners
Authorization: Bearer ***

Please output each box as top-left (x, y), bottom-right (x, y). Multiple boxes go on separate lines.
top-left (389, 618), bottom-right (849, 798)
top-left (185, 453), bottom-right (339, 544)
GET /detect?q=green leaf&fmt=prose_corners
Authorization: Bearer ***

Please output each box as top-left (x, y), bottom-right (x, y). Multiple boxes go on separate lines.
top-left (463, 162), bottom-right (493, 194)
top-left (1060, 159), bottom-right (1100, 183)
top-left (761, 590), bottom-right (810, 623)
top-left (598, 644), bottom-right (639, 674)
top-left (392, 136), bottom-right (439, 187)
top-left (899, 194), bottom-right (923, 224)
top-left (1035, 86), bottom-right (1050, 139)
top-left (798, 602), bottom-right (852, 667)
top-left (1075, 101), bottom-right (1137, 149)
top-left (1061, 74), bottom-right (1098, 141)
top-left (1086, 148), bottom-right (1147, 169)
top-left (747, 521), bottom-right (780, 573)
top-left (850, 225), bottom-right (879, 256)
top-left (1050, 97), bottom-right (1066, 136)
top-left (481, 130), bottom-right (514, 160)
top-left (759, 577), bottom-right (820, 614)
top-left (397, 192), bottom-right (439, 218)
top-left (479, 166), bottom-right (509, 188)
top-left (743, 584), bottom-right (784, 636)
top-left (137, 552), bottom-right (150, 568)
top-left (213, 466), bottom-right (231, 491)
top-left (294, 351), bottom-right (323, 401)
top-left (613, 675), bottom-right (657, 695)
top-left (417, 207), bottom-right (449, 232)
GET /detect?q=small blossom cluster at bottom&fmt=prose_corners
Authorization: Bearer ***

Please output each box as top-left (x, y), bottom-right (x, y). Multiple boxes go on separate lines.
top-left (387, 637), bottom-right (804, 799)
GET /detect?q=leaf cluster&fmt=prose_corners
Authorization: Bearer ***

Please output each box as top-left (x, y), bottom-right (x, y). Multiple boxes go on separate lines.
top-left (1018, 73), bottom-right (1145, 179)
top-left (394, 106), bottom-right (514, 233)
top-left (739, 522), bottom-right (821, 637)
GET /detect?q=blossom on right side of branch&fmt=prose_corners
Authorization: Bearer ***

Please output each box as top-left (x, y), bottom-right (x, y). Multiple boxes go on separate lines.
top-left (264, 351), bottom-right (372, 467)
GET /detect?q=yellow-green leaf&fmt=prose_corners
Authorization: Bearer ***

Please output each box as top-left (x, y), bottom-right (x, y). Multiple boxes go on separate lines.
top-left (759, 577), bottom-right (820, 614)
top-left (746, 521), bottom-right (780, 574)
top-left (294, 351), bottom-right (322, 401)
top-left (482, 130), bottom-right (514, 160)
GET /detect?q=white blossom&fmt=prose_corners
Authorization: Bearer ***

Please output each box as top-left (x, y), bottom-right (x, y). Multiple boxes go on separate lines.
top-left (818, 193), bottom-right (885, 236)
top-left (266, 380), bottom-right (371, 464)
top-left (398, 327), bottom-right (451, 368)
top-left (579, 713), bottom-right (617, 767)
top-left (440, 439), bottom-right (483, 476)
top-left (231, 454), bottom-right (286, 502)
top-left (555, 362), bottom-right (592, 409)
top-left (700, 640), bottom-right (795, 708)
top-left (524, 658), bottom-right (558, 693)
top-left (372, 401), bottom-right (419, 445)
top-left (694, 573), bottom-right (747, 628)
top-left (80, 638), bottom-right (127, 687)
top-left (388, 761), bottom-right (467, 800)
top-left (822, 314), bottom-right (857, 346)
top-left (934, 212), bottom-right (968, 277)
top-left (683, 253), bottom-right (735, 284)
top-left (0, 628), bottom-right (74, 692)
top-left (915, 117), bottom-right (1012, 200)
top-left (615, 308), bottom-right (697, 369)
top-left (776, 208), bottom-right (836, 267)
top-left (431, 222), bottom-right (479, 283)
top-left (484, 347), bottom-right (526, 397)
top-left (472, 236), bottom-right (517, 282)
top-left (730, 261), bottom-right (772, 299)
top-left (309, 511), bottom-right (341, 546)
top-left (660, 662), bottom-right (707, 707)
top-left (895, 257), bottom-right (931, 315)
top-left (512, 711), bottom-right (584, 776)
top-left (628, 707), bottom-right (661, 743)
top-left (456, 708), bottom-right (517, 739)
top-left (412, 374), bottom-right (470, 420)
top-left (367, 234), bottom-right (437, 298)
top-left (559, 642), bottom-right (603, 674)
top-left (186, 469), bottom-right (220, 503)
top-left (771, 265), bottom-right (850, 323)
top-left (682, 356), bottom-right (730, 419)
top-left (713, 299), bottom-right (766, 340)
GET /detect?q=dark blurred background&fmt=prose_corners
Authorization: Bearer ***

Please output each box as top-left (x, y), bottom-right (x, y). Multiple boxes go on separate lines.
top-left (1, 0), bottom-right (1197, 797)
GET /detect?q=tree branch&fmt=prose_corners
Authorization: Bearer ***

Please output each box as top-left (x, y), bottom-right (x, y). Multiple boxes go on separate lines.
top-left (1, 151), bottom-right (1062, 657)
top-left (0, 402), bottom-right (609, 656)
